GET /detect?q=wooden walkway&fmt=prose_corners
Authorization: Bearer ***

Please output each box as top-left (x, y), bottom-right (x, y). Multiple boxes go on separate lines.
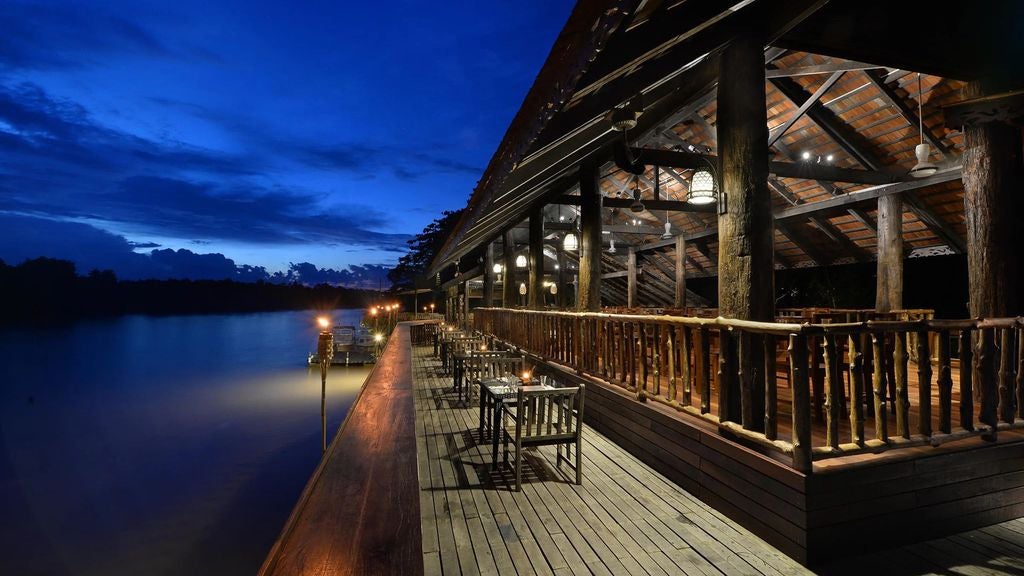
top-left (413, 342), bottom-right (1024, 575)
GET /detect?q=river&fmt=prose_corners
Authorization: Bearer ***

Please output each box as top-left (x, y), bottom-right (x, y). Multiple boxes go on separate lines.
top-left (0, 309), bottom-right (373, 575)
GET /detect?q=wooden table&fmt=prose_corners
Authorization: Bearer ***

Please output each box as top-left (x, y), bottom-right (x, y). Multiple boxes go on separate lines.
top-left (478, 378), bottom-right (555, 470)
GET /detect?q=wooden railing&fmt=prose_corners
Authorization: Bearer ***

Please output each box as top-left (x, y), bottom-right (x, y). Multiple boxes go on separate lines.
top-left (474, 308), bottom-right (1024, 473)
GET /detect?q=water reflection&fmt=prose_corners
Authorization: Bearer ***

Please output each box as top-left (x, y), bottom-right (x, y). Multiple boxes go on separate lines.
top-left (0, 309), bottom-right (372, 575)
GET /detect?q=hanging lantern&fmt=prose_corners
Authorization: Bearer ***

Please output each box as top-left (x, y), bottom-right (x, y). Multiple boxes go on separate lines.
top-left (492, 263), bottom-right (503, 274)
top-left (515, 254), bottom-right (527, 268)
top-left (563, 232), bottom-right (578, 251)
top-left (550, 283), bottom-right (558, 295)
top-left (519, 282), bottom-right (527, 295)
top-left (608, 239), bottom-right (617, 254)
top-left (688, 168), bottom-right (717, 205)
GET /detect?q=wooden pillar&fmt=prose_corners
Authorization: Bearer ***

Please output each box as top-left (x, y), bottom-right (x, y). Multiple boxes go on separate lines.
top-left (461, 282), bottom-right (470, 328)
top-left (483, 241), bottom-right (495, 308)
top-left (528, 209), bottom-right (545, 310)
top-left (674, 235), bottom-right (686, 308)
top-left (875, 194), bottom-right (903, 312)
top-left (716, 30), bottom-right (774, 322)
top-left (963, 80), bottom-right (1024, 318)
top-left (557, 246), bottom-right (568, 308)
top-left (716, 29), bottom-right (772, 426)
top-left (502, 231), bottom-right (516, 308)
top-left (627, 247), bottom-right (637, 307)
top-left (578, 162), bottom-right (603, 311)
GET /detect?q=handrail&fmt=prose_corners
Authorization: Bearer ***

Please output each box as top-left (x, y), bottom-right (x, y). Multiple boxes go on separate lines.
top-left (473, 307), bottom-right (1024, 473)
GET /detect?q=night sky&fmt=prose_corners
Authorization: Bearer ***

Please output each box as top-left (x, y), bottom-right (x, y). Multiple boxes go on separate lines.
top-left (0, 1), bottom-right (574, 287)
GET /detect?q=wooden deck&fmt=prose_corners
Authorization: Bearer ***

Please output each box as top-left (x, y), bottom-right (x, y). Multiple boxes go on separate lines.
top-left (413, 342), bottom-right (807, 575)
top-left (414, 341), bottom-right (1024, 575)
top-left (261, 326), bottom-right (1024, 575)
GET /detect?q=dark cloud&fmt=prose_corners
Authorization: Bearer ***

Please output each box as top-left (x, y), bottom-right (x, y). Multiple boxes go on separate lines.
top-left (0, 213), bottom-right (392, 287)
top-left (0, 82), bottom-right (410, 251)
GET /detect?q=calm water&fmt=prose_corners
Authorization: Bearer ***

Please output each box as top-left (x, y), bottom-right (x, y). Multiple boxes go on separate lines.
top-left (0, 309), bottom-right (373, 575)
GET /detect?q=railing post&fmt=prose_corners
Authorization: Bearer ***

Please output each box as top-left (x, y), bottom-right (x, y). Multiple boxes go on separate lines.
top-left (765, 334), bottom-right (778, 441)
top-left (937, 330), bottom-right (953, 434)
top-left (917, 328), bottom-right (933, 437)
top-left (823, 334), bottom-right (841, 450)
top-left (894, 331), bottom-right (910, 439)
top-left (700, 326), bottom-right (711, 414)
top-left (871, 332), bottom-right (889, 442)
top-left (999, 327), bottom-right (1015, 423)
top-left (848, 334), bottom-right (865, 446)
top-left (790, 334), bottom-right (812, 473)
top-left (979, 327), bottom-right (997, 439)
top-left (960, 329), bottom-right (975, 430)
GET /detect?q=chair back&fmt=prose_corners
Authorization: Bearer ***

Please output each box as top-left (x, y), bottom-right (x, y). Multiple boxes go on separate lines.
top-left (478, 355), bottom-right (525, 381)
top-left (513, 384), bottom-right (585, 442)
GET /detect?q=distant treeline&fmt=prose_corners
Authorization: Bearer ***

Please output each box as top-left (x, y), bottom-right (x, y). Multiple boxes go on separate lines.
top-left (0, 257), bottom-right (382, 324)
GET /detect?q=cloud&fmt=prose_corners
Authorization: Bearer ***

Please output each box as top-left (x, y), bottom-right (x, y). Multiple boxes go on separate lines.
top-left (0, 213), bottom-right (393, 287)
top-left (0, 82), bottom-right (411, 251)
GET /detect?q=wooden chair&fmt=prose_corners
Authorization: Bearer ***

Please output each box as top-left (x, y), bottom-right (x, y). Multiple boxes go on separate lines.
top-left (501, 384), bottom-right (585, 492)
top-left (476, 356), bottom-right (526, 437)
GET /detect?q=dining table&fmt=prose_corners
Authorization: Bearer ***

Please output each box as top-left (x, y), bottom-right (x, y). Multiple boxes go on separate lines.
top-left (477, 377), bottom-right (557, 469)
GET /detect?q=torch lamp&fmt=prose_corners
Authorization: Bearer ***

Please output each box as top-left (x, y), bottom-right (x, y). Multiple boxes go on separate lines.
top-left (316, 316), bottom-right (334, 454)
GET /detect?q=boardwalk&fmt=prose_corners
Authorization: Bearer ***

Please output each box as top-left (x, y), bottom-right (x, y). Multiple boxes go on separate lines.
top-left (413, 343), bottom-right (809, 576)
top-left (413, 340), bottom-right (1024, 575)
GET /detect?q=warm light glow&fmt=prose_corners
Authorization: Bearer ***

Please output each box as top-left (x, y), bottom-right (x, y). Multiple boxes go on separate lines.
top-left (563, 232), bottom-right (578, 251)
top-left (801, 150), bottom-right (811, 160)
top-left (688, 169), bottom-right (716, 205)
top-left (480, 344), bottom-right (487, 351)
top-left (317, 316), bottom-right (330, 329)
top-left (370, 308), bottom-right (378, 316)
top-left (492, 263), bottom-right (503, 274)
top-left (519, 282), bottom-right (527, 295)
top-left (374, 333), bottom-right (383, 342)
top-left (515, 254), bottom-right (527, 268)
top-left (521, 371), bottom-right (531, 382)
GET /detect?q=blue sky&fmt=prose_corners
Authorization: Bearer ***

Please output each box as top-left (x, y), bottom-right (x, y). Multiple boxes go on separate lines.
top-left (0, 0), bottom-right (573, 285)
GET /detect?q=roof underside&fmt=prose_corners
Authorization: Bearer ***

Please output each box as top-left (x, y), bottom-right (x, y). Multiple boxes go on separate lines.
top-left (431, 0), bottom-right (1024, 302)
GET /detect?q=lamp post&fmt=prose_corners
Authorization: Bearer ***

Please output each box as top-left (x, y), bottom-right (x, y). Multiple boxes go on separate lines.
top-left (316, 316), bottom-right (334, 455)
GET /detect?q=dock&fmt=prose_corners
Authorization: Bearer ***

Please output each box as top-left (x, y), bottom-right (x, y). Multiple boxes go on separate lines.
top-left (262, 323), bottom-right (1024, 574)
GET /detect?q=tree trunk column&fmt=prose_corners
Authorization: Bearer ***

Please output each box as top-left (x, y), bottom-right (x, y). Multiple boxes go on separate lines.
top-left (716, 30), bottom-right (772, 428)
top-left (483, 241), bottom-right (495, 308)
top-left (557, 247), bottom-right (567, 308)
top-left (717, 30), bottom-right (773, 321)
top-left (674, 235), bottom-right (686, 308)
top-left (528, 209), bottom-right (545, 310)
top-left (627, 247), bottom-right (637, 307)
top-left (502, 231), bottom-right (516, 308)
top-left (963, 80), bottom-right (1024, 318)
top-left (875, 194), bottom-right (903, 312)
top-left (577, 163), bottom-right (603, 311)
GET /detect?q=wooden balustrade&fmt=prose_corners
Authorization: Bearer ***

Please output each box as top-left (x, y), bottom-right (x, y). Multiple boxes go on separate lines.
top-left (474, 308), bottom-right (1024, 472)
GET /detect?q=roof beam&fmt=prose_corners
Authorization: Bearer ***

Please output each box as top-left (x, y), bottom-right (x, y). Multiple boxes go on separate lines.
top-left (863, 69), bottom-right (951, 161)
top-left (808, 216), bottom-right (872, 262)
top-left (549, 194), bottom-right (715, 213)
top-left (768, 71), bottom-right (845, 147)
top-left (776, 221), bottom-right (828, 266)
top-left (901, 192), bottom-right (966, 254)
top-left (765, 60), bottom-right (886, 79)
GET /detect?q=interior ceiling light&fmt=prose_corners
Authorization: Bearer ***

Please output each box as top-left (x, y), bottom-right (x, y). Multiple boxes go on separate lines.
top-left (687, 168), bottom-right (717, 205)
top-left (515, 254), bottom-right (527, 268)
top-left (630, 184), bottom-right (645, 213)
top-left (909, 72), bottom-right (938, 178)
top-left (661, 221), bottom-right (673, 240)
top-left (563, 232), bottom-right (578, 251)
top-left (492, 263), bottom-right (503, 274)
top-left (801, 150), bottom-right (812, 160)
top-left (609, 96), bottom-right (643, 132)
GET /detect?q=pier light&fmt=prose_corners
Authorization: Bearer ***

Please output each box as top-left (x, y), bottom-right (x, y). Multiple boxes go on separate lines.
top-left (317, 316), bottom-right (330, 330)
top-left (370, 308), bottom-right (378, 316)
top-left (374, 333), bottom-right (383, 342)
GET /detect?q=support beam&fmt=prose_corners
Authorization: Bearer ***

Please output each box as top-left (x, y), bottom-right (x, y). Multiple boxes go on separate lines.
top-left (483, 242), bottom-right (495, 307)
top-left (577, 163), bottom-right (603, 311)
top-left (776, 221), bottom-right (827, 266)
top-left (875, 194), bottom-right (904, 312)
top-left (502, 231), bottom-right (516, 307)
top-left (765, 60), bottom-right (886, 79)
top-left (718, 29), bottom-right (771, 429)
top-left (557, 247), bottom-right (568, 308)
top-left (768, 71), bottom-right (845, 147)
top-left (864, 69), bottom-right (950, 161)
top-left (717, 30), bottom-right (775, 322)
top-left (528, 210), bottom-right (544, 309)
top-left (809, 216), bottom-right (871, 262)
top-left (902, 192), bottom-right (966, 254)
top-left (627, 247), bottom-right (637, 307)
top-left (963, 80), bottom-right (1024, 318)
top-left (675, 235), bottom-right (686, 307)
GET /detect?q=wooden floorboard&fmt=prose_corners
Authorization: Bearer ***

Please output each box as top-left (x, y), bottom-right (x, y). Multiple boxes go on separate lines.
top-left (413, 341), bottom-right (1024, 576)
